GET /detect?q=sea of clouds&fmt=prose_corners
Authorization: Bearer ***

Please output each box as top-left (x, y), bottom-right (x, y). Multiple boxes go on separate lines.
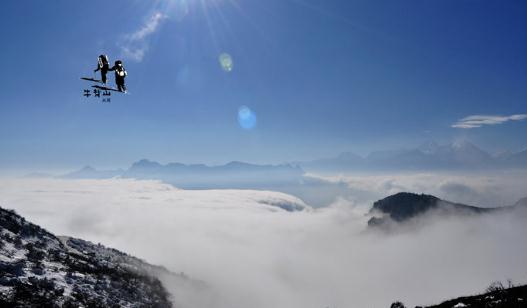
top-left (307, 170), bottom-right (527, 208)
top-left (1, 173), bottom-right (527, 308)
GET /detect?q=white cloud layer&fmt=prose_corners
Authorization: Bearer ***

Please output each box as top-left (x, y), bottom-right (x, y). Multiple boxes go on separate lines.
top-left (1, 177), bottom-right (527, 308)
top-left (452, 114), bottom-right (527, 128)
top-left (120, 12), bottom-right (166, 62)
top-left (308, 170), bottom-right (527, 208)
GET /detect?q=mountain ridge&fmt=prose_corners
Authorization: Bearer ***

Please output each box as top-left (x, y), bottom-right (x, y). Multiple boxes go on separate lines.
top-left (367, 192), bottom-right (525, 228)
top-left (300, 140), bottom-right (526, 172)
top-left (53, 140), bottom-right (527, 180)
top-left (0, 206), bottom-right (194, 307)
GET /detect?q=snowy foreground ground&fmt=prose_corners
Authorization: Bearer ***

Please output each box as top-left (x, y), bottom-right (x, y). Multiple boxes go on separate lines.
top-left (0, 206), bottom-right (178, 306)
top-left (1, 178), bottom-right (527, 308)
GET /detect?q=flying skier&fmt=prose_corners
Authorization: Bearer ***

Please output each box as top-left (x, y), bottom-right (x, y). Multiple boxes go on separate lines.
top-left (94, 55), bottom-right (110, 84)
top-left (109, 60), bottom-right (127, 92)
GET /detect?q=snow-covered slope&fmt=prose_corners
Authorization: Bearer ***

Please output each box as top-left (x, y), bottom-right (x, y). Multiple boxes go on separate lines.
top-left (423, 283), bottom-right (527, 308)
top-left (0, 206), bottom-right (185, 307)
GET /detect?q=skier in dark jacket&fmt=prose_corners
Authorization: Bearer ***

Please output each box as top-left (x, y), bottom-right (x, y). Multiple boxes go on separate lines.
top-left (109, 60), bottom-right (127, 92)
top-left (94, 55), bottom-right (110, 84)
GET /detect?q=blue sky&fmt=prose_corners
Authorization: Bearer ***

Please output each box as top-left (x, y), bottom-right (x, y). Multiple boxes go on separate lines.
top-left (0, 0), bottom-right (526, 171)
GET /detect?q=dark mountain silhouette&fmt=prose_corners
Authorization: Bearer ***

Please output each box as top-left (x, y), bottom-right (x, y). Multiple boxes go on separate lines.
top-left (420, 282), bottom-right (527, 308)
top-left (127, 159), bottom-right (164, 174)
top-left (123, 159), bottom-right (304, 188)
top-left (60, 160), bottom-right (305, 184)
top-left (58, 160), bottom-right (352, 207)
top-left (0, 206), bottom-right (195, 307)
top-left (367, 192), bottom-right (520, 228)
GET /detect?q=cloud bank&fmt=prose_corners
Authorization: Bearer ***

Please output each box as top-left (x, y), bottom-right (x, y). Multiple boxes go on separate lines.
top-left (309, 170), bottom-right (527, 208)
top-left (452, 114), bottom-right (527, 129)
top-left (120, 12), bottom-right (166, 62)
top-left (1, 177), bottom-right (527, 308)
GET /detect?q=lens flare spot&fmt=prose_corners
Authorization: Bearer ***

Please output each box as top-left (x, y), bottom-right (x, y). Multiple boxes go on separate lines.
top-left (238, 106), bottom-right (257, 130)
top-left (219, 53), bottom-right (234, 72)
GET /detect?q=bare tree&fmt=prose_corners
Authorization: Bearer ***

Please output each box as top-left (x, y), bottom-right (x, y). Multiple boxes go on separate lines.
top-left (486, 280), bottom-right (505, 293)
top-left (390, 301), bottom-right (406, 308)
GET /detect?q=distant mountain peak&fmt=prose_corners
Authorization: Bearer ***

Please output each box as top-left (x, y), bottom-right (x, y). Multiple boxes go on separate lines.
top-left (418, 140), bottom-right (440, 154)
top-left (60, 165), bottom-right (123, 179)
top-left (80, 165), bottom-right (96, 171)
top-left (130, 159), bottom-right (163, 169)
top-left (225, 161), bottom-right (251, 167)
top-left (494, 150), bottom-right (514, 159)
top-left (370, 192), bottom-right (441, 222)
top-left (134, 158), bottom-right (160, 165)
top-left (451, 139), bottom-right (477, 150)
